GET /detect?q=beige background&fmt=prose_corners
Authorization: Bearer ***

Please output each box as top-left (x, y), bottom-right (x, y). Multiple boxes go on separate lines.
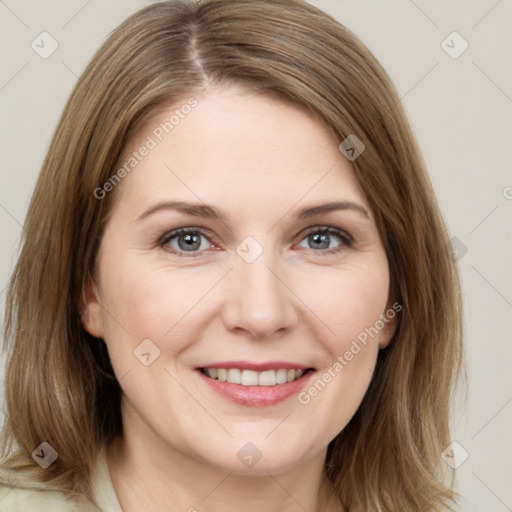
top-left (1, 1), bottom-right (511, 510)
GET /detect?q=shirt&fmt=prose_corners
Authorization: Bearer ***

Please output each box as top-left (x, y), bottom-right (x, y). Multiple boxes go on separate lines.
top-left (0, 449), bottom-right (123, 512)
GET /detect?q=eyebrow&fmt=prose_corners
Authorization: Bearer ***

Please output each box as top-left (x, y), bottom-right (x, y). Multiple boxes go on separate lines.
top-left (136, 200), bottom-right (370, 223)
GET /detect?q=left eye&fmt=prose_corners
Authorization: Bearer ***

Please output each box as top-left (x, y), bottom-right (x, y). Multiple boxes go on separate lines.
top-left (296, 227), bottom-right (352, 253)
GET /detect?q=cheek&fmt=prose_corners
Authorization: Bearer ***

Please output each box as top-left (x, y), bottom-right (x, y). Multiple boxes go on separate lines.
top-left (293, 263), bottom-right (389, 437)
top-left (296, 259), bottom-right (390, 349)
top-left (98, 259), bottom-right (220, 359)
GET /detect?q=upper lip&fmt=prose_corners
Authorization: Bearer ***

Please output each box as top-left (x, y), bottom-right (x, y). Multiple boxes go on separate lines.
top-left (198, 360), bottom-right (313, 371)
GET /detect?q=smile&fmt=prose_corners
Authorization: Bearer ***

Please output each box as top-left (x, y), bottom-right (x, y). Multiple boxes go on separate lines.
top-left (197, 364), bottom-right (315, 407)
top-left (200, 367), bottom-right (308, 386)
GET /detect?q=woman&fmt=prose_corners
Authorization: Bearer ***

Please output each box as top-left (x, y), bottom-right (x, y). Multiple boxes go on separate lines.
top-left (0, 0), bottom-right (465, 510)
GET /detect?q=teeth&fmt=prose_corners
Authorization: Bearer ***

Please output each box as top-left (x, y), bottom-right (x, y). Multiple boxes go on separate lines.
top-left (202, 368), bottom-right (307, 386)
top-left (241, 370), bottom-right (259, 386)
top-left (205, 368), bottom-right (218, 379)
top-left (227, 368), bottom-right (241, 384)
top-left (276, 368), bottom-right (288, 384)
top-left (258, 370), bottom-right (276, 386)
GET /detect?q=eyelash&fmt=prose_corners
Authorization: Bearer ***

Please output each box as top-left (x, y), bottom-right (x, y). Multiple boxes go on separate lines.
top-left (158, 226), bottom-right (353, 258)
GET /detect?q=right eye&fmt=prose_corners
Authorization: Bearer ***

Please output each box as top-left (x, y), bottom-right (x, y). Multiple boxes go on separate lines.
top-left (160, 228), bottom-right (216, 257)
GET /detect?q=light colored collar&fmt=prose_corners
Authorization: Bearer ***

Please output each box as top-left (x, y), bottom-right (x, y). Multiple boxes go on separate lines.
top-left (0, 447), bottom-right (123, 512)
top-left (91, 447), bottom-right (123, 512)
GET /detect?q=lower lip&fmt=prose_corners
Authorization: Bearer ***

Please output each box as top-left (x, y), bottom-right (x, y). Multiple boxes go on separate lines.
top-left (197, 370), bottom-right (314, 407)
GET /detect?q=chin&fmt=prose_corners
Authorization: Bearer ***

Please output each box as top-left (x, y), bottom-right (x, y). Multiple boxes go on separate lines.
top-left (193, 433), bottom-right (320, 476)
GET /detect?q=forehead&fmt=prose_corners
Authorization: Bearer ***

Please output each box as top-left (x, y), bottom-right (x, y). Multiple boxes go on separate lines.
top-left (112, 88), bottom-right (370, 215)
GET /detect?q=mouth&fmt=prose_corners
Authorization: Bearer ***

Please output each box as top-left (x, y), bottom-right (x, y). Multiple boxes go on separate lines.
top-left (199, 367), bottom-right (314, 386)
top-left (196, 362), bottom-right (315, 407)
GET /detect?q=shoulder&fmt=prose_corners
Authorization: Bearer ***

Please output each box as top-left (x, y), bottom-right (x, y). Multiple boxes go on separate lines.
top-left (0, 446), bottom-right (120, 512)
top-left (0, 482), bottom-right (101, 511)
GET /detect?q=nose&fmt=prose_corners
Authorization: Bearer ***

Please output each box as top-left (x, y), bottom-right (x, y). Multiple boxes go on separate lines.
top-left (221, 247), bottom-right (298, 340)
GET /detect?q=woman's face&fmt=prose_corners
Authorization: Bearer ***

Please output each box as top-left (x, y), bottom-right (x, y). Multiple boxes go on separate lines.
top-left (83, 86), bottom-right (396, 475)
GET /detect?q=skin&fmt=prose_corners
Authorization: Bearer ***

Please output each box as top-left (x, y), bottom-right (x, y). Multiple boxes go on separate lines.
top-left (82, 85), bottom-right (397, 512)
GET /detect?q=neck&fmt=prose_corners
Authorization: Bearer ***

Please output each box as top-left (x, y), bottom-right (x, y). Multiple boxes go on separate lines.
top-left (106, 400), bottom-right (344, 512)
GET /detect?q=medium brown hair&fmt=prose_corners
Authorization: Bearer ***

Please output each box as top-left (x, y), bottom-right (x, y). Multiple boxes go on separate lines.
top-left (1, 1), bottom-right (465, 510)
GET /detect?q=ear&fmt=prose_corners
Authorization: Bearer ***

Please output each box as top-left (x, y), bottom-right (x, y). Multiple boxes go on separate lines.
top-left (81, 279), bottom-right (104, 338)
top-left (378, 299), bottom-right (400, 349)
